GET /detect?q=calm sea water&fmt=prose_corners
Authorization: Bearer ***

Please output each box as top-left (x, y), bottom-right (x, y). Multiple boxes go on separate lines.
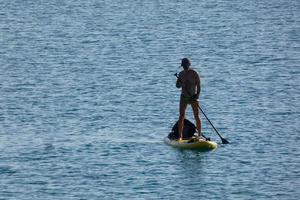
top-left (1, 0), bottom-right (300, 199)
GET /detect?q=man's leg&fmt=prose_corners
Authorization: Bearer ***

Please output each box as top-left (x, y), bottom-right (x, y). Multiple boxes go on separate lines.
top-left (178, 100), bottom-right (187, 140)
top-left (191, 101), bottom-right (202, 137)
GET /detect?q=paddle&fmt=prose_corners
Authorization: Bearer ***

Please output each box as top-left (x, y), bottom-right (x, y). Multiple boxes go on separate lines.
top-left (174, 73), bottom-right (229, 144)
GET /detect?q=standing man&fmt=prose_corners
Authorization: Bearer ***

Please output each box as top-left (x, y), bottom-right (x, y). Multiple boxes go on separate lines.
top-left (176, 58), bottom-right (202, 140)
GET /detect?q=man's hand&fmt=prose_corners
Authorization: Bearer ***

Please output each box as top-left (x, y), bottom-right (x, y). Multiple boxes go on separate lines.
top-left (192, 94), bottom-right (199, 100)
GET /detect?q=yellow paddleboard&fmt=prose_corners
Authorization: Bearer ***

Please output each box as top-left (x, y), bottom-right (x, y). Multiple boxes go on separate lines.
top-left (164, 137), bottom-right (217, 150)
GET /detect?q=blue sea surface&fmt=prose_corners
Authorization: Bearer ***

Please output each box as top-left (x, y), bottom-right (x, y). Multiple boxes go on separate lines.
top-left (1, 0), bottom-right (300, 199)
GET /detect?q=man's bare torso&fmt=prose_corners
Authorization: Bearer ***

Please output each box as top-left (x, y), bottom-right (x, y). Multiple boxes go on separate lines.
top-left (178, 68), bottom-right (200, 97)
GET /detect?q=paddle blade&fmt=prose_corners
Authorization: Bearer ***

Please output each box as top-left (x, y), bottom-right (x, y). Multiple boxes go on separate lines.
top-left (221, 137), bottom-right (229, 144)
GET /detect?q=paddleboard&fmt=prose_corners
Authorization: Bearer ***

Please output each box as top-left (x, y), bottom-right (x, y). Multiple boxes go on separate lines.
top-left (164, 137), bottom-right (217, 150)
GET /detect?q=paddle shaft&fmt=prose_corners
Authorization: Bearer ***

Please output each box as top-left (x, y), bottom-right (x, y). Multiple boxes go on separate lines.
top-left (197, 105), bottom-right (224, 140)
top-left (175, 73), bottom-right (229, 144)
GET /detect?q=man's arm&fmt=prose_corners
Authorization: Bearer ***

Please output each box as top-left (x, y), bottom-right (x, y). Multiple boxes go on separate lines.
top-left (176, 78), bottom-right (182, 88)
top-left (176, 72), bottom-right (184, 88)
top-left (196, 73), bottom-right (201, 98)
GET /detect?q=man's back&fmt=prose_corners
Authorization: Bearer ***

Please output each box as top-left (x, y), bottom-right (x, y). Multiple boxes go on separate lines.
top-left (178, 68), bottom-right (200, 97)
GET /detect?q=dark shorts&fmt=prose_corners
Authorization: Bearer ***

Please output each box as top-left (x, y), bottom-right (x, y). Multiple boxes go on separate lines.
top-left (180, 94), bottom-right (196, 105)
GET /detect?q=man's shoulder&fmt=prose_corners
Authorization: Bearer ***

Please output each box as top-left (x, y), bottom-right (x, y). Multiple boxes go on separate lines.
top-left (178, 71), bottom-right (185, 76)
top-left (179, 68), bottom-right (199, 76)
top-left (190, 68), bottom-right (199, 76)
